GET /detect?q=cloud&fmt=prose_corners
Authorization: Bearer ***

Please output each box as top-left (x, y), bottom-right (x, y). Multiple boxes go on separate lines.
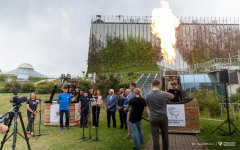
top-left (0, 0), bottom-right (239, 75)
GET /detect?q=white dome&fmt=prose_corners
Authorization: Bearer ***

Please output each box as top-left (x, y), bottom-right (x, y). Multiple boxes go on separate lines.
top-left (18, 63), bottom-right (34, 70)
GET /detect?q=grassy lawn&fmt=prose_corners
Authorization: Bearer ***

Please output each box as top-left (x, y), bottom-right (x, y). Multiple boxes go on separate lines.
top-left (199, 118), bottom-right (240, 150)
top-left (0, 93), bottom-right (151, 150)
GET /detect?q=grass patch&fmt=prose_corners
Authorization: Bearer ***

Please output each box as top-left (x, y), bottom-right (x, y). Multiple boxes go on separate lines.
top-left (199, 119), bottom-right (240, 150)
top-left (0, 93), bottom-right (151, 150)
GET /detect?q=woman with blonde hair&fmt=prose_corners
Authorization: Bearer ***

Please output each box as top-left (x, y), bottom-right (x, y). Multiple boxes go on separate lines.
top-left (124, 88), bottom-right (146, 150)
top-left (92, 89), bottom-right (104, 128)
top-left (26, 92), bottom-right (39, 136)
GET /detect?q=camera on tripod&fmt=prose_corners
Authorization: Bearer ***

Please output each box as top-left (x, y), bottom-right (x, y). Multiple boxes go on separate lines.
top-left (10, 96), bottom-right (27, 106)
top-left (9, 87), bottom-right (27, 106)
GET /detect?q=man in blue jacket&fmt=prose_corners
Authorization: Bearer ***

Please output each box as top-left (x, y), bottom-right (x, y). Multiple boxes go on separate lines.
top-left (106, 89), bottom-right (118, 129)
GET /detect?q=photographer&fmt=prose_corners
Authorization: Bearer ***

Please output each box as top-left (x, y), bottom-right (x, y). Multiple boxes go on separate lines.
top-left (0, 124), bottom-right (8, 134)
top-left (92, 89), bottom-right (103, 128)
top-left (26, 92), bottom-right (39, 136)
top-left (166, 79), bottom-right (181, 102)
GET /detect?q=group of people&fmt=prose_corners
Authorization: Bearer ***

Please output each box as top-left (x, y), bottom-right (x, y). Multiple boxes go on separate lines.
top-left (0, 77), bottom-right (181, 150)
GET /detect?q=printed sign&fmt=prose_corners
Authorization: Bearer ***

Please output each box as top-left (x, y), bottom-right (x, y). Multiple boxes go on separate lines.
top-left (167, 104), bottom-right (186, 126)
top-left (50, 103), bottom-right (65, 123)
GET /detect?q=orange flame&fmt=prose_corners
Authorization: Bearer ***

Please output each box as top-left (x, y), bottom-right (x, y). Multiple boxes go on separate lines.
top-left (151, 0), bottom-right (180, 65)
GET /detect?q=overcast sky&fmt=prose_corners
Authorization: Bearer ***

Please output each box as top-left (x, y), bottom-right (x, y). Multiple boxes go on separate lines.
top-left (0, 0), bottom-right (239, 75)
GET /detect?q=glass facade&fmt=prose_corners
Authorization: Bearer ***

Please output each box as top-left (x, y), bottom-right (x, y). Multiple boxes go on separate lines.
top-left (180, 73), bottom-right (226, 98)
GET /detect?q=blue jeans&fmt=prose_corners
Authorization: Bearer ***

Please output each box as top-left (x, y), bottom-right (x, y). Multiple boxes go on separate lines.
top-left (129, 121), bottom-right (144, 149)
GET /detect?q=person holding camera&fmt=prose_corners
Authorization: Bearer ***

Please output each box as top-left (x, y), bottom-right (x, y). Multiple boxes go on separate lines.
top-left (146, 79), bottom-right (174, 150)
top-left (166, 79), bottom-right (181, 102)
top-left (79, 91), bottom-right (90, 128)
top-left (26, 92), bottom-right (39, 136)
top-left (57, 87), bottom-right (72, 130)
top-left (92, 89), bottom-right (103, 128)
top-left (118, 88), bottom-right (126, 129)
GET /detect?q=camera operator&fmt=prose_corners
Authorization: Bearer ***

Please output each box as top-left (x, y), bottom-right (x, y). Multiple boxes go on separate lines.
top-left (26, 92), bottom-right (39, 136)
top-left (118, 88), bottom-right (127, 129)
top-left (79, 91), bottom-right (90, 128)
top-left (166, 79), bottom-right (181, 102)
top-left (0, 124), bottom-right (8, 134)
top-left (92, 89), bottom-right (103, 128)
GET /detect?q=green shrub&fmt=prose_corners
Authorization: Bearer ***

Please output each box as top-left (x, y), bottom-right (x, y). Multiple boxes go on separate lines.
top-left (0, 87), bottom-right (10, 93)
top-left (35, 80), bottom-right (61, 94)
top-left (193, 89), bottom-right (222, 118)
top-left (94, 73), bottom-right (121, 97)
top-left (21, 82), bottom-right (35, 93)
top-left (77, 78), bottom-right (93, 91)
top-left (230, 92), bottom-right (240, 103)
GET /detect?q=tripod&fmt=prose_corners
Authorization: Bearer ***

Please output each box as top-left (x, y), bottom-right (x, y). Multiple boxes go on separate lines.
top-left (1, 105), bottom-right (31, 150)
top-left (35, 100), bottom-right (48, 138)
top-left (212, 83), bottom-right (240, 136)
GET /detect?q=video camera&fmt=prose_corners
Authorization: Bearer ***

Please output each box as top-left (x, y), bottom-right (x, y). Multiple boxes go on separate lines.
top-left (9, 87), bottom-right (27, 106)
top-left (10, 96), bottom-right (27, 106)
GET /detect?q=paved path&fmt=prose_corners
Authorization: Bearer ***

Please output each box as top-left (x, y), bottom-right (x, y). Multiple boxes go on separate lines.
top-left (145, 134), bottom-right (209, 150)
top-left (200, 118), bottom-right (224, 122)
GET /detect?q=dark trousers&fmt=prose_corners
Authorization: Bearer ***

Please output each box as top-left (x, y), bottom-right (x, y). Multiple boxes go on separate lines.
top-left (80, 109), bottom-right (89, 126)
top-left (60, 110), bottom-right (69, 128)
top-left (124, 111), bottom-right (128, 130)
top-left (150, 114), bottom-right (169, 150)
top-left (26, 112), bottom-right (35, 132)
top-left (92, 106), bottom-right (100, 127)
top-left (107, 110), bottom-right (116, 128)
top-left (119, 109), bottom-right (124, 128)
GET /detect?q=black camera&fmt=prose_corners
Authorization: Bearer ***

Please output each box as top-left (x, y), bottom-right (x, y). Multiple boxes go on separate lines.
top-left (10, 96), bottom-right (27, 106)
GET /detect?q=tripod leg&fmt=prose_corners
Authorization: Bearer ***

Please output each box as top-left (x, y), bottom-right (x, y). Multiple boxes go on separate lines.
top-left (211, 120), bottom-right (227, 134)
top-left (1, 113), bottom-right (14, 150)
top-left (19, 112), bottom-right (31, 150)
top-left (12, 112), bottom-right (18, 150)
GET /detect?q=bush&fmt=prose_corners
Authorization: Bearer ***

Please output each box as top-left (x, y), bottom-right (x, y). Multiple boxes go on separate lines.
top-left (21, 82), bottom-right (35, 93)
top-left (193, 89), bottom-right (222, 118)
top-left (0, 87), bottom-right (10, 93)
top-left (4, 83), bottom-right (13, 88)
top-left (94, 73), bottom-right (121, 97)
top-left (230, 93), bottom-right (240, 103)
top-left (77, 78), bottom-right (93, 91)
top-left (35, 80), bottom-right (62, 94)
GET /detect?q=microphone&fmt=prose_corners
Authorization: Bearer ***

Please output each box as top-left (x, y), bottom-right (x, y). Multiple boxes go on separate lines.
top-left (36, 100), bottom-right (40, 104)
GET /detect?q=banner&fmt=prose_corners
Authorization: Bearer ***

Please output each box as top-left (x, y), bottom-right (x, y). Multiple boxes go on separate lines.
top-left (50, 103), bottom-right (65, 123)
top-left (167, 104), bottom-right (186, 126)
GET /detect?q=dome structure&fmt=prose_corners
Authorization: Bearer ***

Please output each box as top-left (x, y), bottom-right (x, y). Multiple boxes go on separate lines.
top-left (18, 63), bottom-right (34, 70)
top-left (4, 63), bottom-right (46, 78)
